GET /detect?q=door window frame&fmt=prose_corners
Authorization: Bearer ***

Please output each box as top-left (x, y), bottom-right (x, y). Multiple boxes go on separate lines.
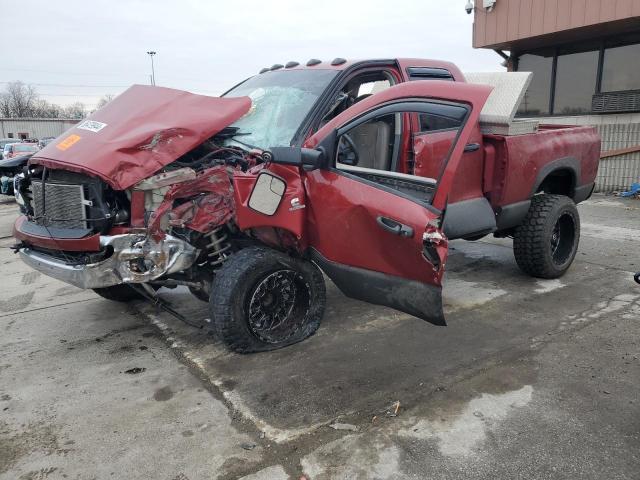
top-left (334, 100), bottom-right (470, 178)
top-left (324, 99), bottom-right (471, 213)
top-left (298, 62), bottom-right (401, 144)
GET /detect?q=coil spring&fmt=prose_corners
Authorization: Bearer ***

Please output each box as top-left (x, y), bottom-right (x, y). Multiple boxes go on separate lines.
top-left (205, 226), bottom-right (232, 267)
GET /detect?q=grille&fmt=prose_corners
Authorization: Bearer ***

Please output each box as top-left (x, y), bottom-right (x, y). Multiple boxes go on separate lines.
top-left (31, 182), bottom-right (87, 229)
top-left (592, 91), bottom-right (640, 113)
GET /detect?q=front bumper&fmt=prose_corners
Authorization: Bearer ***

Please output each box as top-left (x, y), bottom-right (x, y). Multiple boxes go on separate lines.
top-left (19, 234), bottom-right (198, 289)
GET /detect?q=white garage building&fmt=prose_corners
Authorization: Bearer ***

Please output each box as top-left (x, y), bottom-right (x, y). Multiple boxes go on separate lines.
top-left (0, 118), bottom-right (79, 141)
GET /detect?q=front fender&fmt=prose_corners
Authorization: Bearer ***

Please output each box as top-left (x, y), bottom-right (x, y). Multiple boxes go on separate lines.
top-left (233, 164), bottom-right (307, 246)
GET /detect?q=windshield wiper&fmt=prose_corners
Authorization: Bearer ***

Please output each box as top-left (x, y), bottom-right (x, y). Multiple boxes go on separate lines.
top-left (229, 135), bottom-right (259, 151)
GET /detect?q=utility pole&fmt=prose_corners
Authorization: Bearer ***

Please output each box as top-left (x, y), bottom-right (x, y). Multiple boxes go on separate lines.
top-left (146, 51), bottom-right (157, 86)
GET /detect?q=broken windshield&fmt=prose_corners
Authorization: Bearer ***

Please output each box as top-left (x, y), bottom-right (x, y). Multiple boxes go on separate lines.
top-left (223, 69), bottom-right (338, 149)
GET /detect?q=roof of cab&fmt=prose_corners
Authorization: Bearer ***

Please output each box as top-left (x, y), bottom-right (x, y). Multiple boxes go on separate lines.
top-left (257, 58), bottom-right (466, 81)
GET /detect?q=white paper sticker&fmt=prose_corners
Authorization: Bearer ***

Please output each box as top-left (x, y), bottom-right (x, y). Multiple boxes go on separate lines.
top-left (77, 120), bottom-right (108, 133)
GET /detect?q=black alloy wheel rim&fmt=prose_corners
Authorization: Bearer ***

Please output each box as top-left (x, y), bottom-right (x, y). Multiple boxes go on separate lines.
top-left (247, 269), bottom-right (311, 344)
top-left (550, 212), bottom-right (576, 266)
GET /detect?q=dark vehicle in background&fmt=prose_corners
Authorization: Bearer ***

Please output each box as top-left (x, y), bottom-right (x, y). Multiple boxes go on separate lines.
top-left (0, 153), bottom-right (31, 195)
top-left (2, 143), bottom-right (39, 160)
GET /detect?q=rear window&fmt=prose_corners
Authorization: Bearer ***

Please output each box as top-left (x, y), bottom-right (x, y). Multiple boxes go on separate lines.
top-left (418, 103), bottom-right (467, 132)
top-left (407, 67), bottom-right (454, 81)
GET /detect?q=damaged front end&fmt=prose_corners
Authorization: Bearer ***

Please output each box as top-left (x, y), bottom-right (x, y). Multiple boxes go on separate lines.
top-left (12, 85), bottom-right (261, 295)
top-left (18, 233), bottom-right (197, 289)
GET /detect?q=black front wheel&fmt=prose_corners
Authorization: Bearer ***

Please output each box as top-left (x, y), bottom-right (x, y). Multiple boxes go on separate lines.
top-left (513, 194), bottom-right (580, 279)
top-left (210, 247), bottom-right (326, 353)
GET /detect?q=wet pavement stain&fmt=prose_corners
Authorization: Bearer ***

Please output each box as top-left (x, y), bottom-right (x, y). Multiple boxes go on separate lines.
top-left (0, 291), bottom-right (35, 313)
top-left (153, 386), bottom-right (174, 401)
top-left (0, 421), bottom-right (61, 474)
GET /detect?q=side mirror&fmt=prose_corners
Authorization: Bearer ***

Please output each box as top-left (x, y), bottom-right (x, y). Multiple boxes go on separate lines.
top-left (265, 147), bottom-right (324, 169)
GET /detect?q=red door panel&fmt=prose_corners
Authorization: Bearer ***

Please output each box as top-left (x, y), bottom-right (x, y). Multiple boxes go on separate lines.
top-left (304, 169), bottom-right (445, 285)
top-left (259, 81), bottom-right (492, 324)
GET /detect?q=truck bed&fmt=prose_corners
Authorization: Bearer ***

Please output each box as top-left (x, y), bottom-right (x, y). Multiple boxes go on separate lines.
top-left (483, 125), bottom-right (601, 208)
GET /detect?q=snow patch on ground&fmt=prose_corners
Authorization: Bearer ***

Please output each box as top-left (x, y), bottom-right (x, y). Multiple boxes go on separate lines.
top-left (535, 279), bottom-right (566, 294)
top-left (444, 278), bottom-right (508, 311)
top-left (301, 436), bottom-right (401, 480)
top-left (399, 385), bottom-right (533, 457)
top-left (238, 465), bottom-right (288, 480)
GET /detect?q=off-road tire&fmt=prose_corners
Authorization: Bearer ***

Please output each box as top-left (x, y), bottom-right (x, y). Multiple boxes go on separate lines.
top-left (93, 284), bottom-right (145, 302)
top-left (210, 246), bottom-right (326, 353)
top-left (513, 194), bottom-right (580, 279)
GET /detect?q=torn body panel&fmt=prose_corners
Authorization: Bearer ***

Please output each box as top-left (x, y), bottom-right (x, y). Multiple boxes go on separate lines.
top-left (147, 165), bottom-right (235, 240)
top-left (233, 164), bottom-right (308, 247)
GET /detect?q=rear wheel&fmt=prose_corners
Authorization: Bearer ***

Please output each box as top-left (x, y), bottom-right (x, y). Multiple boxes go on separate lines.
top-left (513, 194), bottom-right (580, 279)
top-left (210, 246), bottom-right (326, 353)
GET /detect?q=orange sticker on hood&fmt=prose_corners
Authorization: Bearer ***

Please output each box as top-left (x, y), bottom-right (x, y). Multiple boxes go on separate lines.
top-left (56, 134), bottom-right (81, 151)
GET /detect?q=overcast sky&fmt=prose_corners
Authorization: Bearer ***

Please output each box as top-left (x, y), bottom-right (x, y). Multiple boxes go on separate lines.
top-left (2, 0), bottom-right (501, 109)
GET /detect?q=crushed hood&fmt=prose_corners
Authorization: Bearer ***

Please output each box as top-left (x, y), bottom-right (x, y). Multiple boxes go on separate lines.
top-left (30, 85), bottom-right (251, 190)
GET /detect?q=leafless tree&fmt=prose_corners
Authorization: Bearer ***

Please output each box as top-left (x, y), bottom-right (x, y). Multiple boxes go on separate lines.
top-left (0, 81), bottom-right (88, 119)
top-left (62, 102), bottom-right (87, 119)
top-left (32, 99), bottom-right (62, 118)
top-left (3, 81), bottom-right (38, 117)
top-left (0, 92), bottom-right (11, 117)
top-left (96, 94), bottom-right (115, 109)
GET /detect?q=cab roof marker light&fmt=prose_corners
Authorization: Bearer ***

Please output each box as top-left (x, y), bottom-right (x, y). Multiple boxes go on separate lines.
top-left (331, 58), bottom-right (347, 66)
top-left (285, 61), bottom-right (300, 68)
top-left (259, 67), bottom-right (270, 74)
top-left (306, 59), bottom-right (322, 66)
top-left (270, 64), bottom-right (284, 71)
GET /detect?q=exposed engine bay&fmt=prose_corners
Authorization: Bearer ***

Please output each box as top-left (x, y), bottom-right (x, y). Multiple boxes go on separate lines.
top-left (13, 128), bottom-right (267, 300)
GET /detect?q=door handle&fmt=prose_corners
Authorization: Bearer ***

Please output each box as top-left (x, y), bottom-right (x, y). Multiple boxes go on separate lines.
top-left (464, 143), bottom-right (481, 153)
top-left (376, 216), bottom-right (414, 238)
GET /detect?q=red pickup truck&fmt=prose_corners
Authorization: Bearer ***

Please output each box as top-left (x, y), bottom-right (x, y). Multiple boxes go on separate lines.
top-left (13, 58), bottom-right (600, 352)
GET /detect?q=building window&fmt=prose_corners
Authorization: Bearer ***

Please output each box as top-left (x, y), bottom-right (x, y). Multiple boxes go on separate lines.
top-left (517, 35), bottom-right (640, 116)
top-left (516, 53), bottom-right (553, 116)
top-left (602, 43), bottom-right (640, 92)
top-left (553, 50), bottom-right (599, 115)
